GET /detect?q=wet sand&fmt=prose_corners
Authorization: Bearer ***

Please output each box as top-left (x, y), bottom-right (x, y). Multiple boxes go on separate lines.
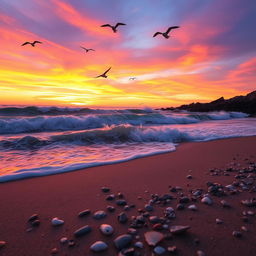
top-left (0, 136), bottom-right (256, 256)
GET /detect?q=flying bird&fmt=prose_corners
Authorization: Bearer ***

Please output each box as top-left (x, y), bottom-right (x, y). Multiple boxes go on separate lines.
top-left (80, 46), bottom-right (95, 53)
top-left (153, 26), bottom-right (180, 39)
top-left (129, 77), bottom-right (136, 80)
top-left (21, 41), bottom-right (42, 47)
top-left (95, 67), bottom-right (111, 78)
top-left (101, 23), bottom-right (126, 33)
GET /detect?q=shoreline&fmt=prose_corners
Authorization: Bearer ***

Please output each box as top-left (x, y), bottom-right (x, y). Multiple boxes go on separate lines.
top-left (1, 135), bottom-right (256, 184)
top-left (0, 136), bottom-right (256, 255)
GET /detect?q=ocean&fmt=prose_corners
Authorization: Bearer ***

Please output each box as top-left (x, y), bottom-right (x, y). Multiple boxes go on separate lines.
top-left (0, 106), bottom-right (255, 182)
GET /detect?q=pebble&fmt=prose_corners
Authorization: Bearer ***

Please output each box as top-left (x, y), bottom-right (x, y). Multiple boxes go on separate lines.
top-left (145, 204), bottom-right (154, 212)
top-left (188, 204), bottom-right (198, 211)
top-left (116, 199), bottom-right (127, 206)
top-left (51, 217), bottom-right (64, 226)
top-left (68, 240), bottom-right (75, 247)
top-left (78, 209), bottom-right (91, 217)
top-left (232, 231), bottom-right (242, 238)
top-left (187, 175), bottom-right (193, 179)
top-left (167, 246), bottom-right (177, 253)
top-left (100, 224), bottom-right (114, 235)
top-left (28, 214), bottom-right (39, 222)
top-left (154, 246), bottom-right (166, 255)
top-left (60, 237), bottom-right (68, 244)
top-left (196, 250), bottom-right (206, 256)
top-left (216, 218), bottom-right (223, 224)
top-left (127, 228), bottom-right (138, 235)
top-left (51, 248), bottom-right (58, 254)
top-left (134, 241), bottom-right (143, 248)
top-left (0, 241), bottom-right (6, 249)
top-left (144, 231), bottom-right (164, 246)
top-left (118, 212), bottom-right (128, 223)
top-left (170, 225), bottom-right (190, 235)
top-left (101, 187), bottom-right (110, 193)
top-left (90, 241), bottom-right (108, 252)
top-left (107, 205), bottom-right (115, 212)
top-left (93, 210), bottom-right (107, 219)
top-left (31, 219), bottom-right (40, 227)
top-left (74, 225), bottom-right (92, 237)
top-left (241, 226), bottom-right (248, 232)
top-left (201, 196), bottom-right (213, 205)
top-left (106, 194), bottom-right (115, 201)
top-left (114, 234), bottom-right (132, 250)
top-left (220, 200), bottom-right (231, 208)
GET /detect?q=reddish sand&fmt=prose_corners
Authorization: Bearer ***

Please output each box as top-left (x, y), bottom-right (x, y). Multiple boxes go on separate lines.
top-left (0, 136), bottom-right (256, 256)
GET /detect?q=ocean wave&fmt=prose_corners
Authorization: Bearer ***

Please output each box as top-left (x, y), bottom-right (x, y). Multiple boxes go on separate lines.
top-left (0, 111), bottom-right (248, 135)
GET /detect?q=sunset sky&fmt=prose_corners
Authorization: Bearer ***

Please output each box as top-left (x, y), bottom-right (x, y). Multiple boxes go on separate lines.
top-left (0, 0), bottom-right (255, 108)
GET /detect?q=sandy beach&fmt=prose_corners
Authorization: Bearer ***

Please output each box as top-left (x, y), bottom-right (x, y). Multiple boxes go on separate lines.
top-left (0, 136), bottom-right (256, 256)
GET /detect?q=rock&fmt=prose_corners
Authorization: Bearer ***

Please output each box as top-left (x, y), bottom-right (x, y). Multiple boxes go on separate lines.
top-left (51, 217), bottom-right (64, 226)
top-left (51, 248), bottom-right (58, 254)
top-left (145, 204), bottom-right (154, 212)
top-left (100, 224), bottom-right (114, 235)
top-left (0, 241), bottom-right (6, 249)
top-left (117, 192), bottom-right (124, 198)
top-left (90, 241), bottom-right (108, 252)
top-left (116, 199), bottom-right (127, 206)
top-left (74, 225), bottom-right (92, 237)
top-left (154, 246), bottom-right (166, 255)
top-left (164, 207), bottom-right (176, 218)
top-left (28, 214), bottom-right (39, 222)
top-left (201, 196), bottom-right (213, 205)
top-left (118, 247), bottom-right (135, 256)
top-left (106, 194), bottom-right (115, 201)
top-left (144, 231), bottom-right (164, 246)
top-left (220, 200), bottom-right (231, 208)
top-left (170, 225), bottom-right (190, 235)
top-left (241, 226), bottom-right (248, 232)
top-left (176, 203), bottom-right (185, 210)
top-left (31, 219), bottom-right (40, 227)
top-left (134, 241), bottom-right (143, 248)
top-left (179, 196), bottom-right (190, 204)
top-left (232, 231), bottom-right (242, 238)
top-left (127, 228), bottom-right (138, 235)
top-left (149, 216), bottom-right (161, 224)
top-left (101, 187), bottom-right (110, 193)
top-left (118, 212), bottom-right (128, 223)
top-left (93, 210), bottom-right (107, 219)
top-left (167, 246), bottom-right (177, 253)
top-left (153, 223), bottom-right (164, 230)
top-left (60, 237), bottom-right (68, 244)
top-left (188, 204), bottom-right (197, 211)
top-left (68, 240), bottom-right (75, 247)
top-left (187, 175), bottom-right (193, 179)
top-left (196, 250), bottom-right (206, 256)
top-left (107, 205), bottom-right (115, 212)
top-left (216, 218), bottom-right (223, 224)
top-left (114, 234), bottom-right (132, 250)
top-left (78, 209), bottom-right (91, 217)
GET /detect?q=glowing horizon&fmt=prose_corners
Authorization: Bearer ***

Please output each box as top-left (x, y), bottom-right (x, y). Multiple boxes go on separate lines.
top-left (0, 0), bottom-right (255, 108)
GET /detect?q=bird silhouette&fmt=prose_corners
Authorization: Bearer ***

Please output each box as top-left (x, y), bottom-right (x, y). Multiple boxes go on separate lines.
top-left (95, 67), bottom-right (111, 78)
top-left (153, 26), bottom-right (179, 39)
top-left (80, 46), bottom-right (95, 53)
top-left (101, 23), bottom-right (126, 33)
top-left (21, 41), bottom-right (42, 47)
top-left (129, 77), bottom-right (136, 80)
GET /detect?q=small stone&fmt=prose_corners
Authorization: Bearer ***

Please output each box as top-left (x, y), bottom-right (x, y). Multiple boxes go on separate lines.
top-left (93, 210), bottom-right (107, 219)
top-left (74, 225), bottom-right (92, 237)
top-left (100, 224), bottom-right (114, 235)
top-left (106, 194), bottom-right (115, 201)
top-left (124, 205), bottom-right (130, 211)
top-left (114, 234), bottom-right (132, 250)
top-left (186, 175), bottom-right (193, 179)
top-left (101, 187), bottom-right (110, 193)
top-left (51, 217), bottom-right (64, 226)
top-left (196, 250), bottom-right (206, 256)
top-left (201, 196), bottom-right (213, 205)
top-left (31, 219), bottom-right (40, 227)
top-left (0, 241), bottom-right (6, 249)
top-left (232, 231), bottom-right (242, 238)
top-left (170, 225), bottom-right (190, 235)
top-left (117, 192), bottom-right (124, 198)
top-left (60, 237), bottom-right (68, 244)
top-left (220, 200), bottom-right (231, 208)
top-left (134, 241), bottom-right (143, 248)
top-left (145, 204), bottom-right (154, 212)
top-left (216, 218), bottom-right (223, 224)
top-left (149, 216), bottom-right (161, 224)
top-left (118, 212), bottom-right (128, 224)
top-left (188, 204), bottom-right (197, 211)
top-left (107, 205), bottom-right (115, 212)
top-left (68, 240), bottom-right (75, 247)
top-left (167, 246), bottom-right (177, 253)
top-left (116, 199), bottom-right (127, 206)
top-left (90, 241), bottom-right (108, 252)
top-left (127, 228), bottom-right (138, 235)
top-left (28, 214), bottom-right (39, 222)
top-left (241, 226), bottom-right (248, 232)
top-left (154, 246), bottom-right (166, 255)
top-left (179, 196), bottom-right (190, 204)
top-left (176, 203), bottom-right (185, 210)
top-left (153, 223), bottom-right (163, 230)
top-left (163, 224), bottom-right (169, 229)
top-left (78, 209), bottom-right (91, 217)
top-left (51, 248), bottom-right (58, 254)
top-left (144, 231), bottom-right (164, 246)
